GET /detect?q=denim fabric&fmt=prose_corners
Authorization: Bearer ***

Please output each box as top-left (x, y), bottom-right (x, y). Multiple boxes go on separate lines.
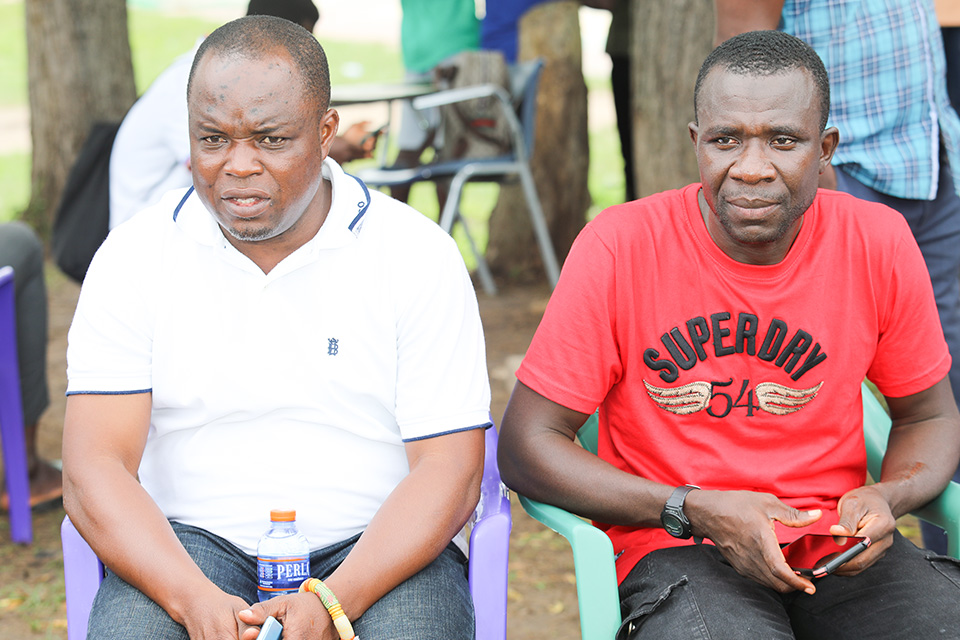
top-left (618, 533), bottom-right (960, 640)
top-left (88, 521), bottom-right (474, 639)
top-left (834, 163), bottom-right (960, 554)
top-left (0, 221), bottom-right (49, 425)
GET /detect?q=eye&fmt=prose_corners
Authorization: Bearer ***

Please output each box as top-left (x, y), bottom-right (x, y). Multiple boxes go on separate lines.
top-left (200, 135), bottom-right (226, 146)
top-left (262, 136), bottom-right (286, 147)
top-left (771, 136), bottom-right (797, 148)
top-left (713, 136), bottom-right (737, 148)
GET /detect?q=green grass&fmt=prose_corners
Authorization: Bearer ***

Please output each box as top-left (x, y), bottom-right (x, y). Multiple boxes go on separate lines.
top-left (0, 3), bottom-right (27, 107)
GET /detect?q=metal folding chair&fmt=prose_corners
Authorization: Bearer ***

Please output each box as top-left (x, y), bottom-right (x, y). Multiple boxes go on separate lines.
top-left (0, 265), bottom-right (32, 544)
top-left (358, 59), bottom-right (561, 296)
top-left (62, 426), bottom-right (511, 640)
top-left (518, 382), bottom-right (960, 639)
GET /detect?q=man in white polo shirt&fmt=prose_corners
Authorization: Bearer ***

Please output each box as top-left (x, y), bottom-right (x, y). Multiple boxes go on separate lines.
top-left (63, 15), bottom-right (489, 640)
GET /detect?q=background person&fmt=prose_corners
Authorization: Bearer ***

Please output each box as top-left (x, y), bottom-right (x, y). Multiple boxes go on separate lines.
top-left (0, 222), bottom-right (61, 510)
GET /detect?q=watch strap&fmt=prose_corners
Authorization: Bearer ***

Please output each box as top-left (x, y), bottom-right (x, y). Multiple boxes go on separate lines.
top-left (666, 484), bottom-right (701, 541)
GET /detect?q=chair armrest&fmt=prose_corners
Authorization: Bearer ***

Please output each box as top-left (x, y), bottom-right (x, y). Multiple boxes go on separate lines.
top-left (469, 427), bottom-right (512, 640)
top-left (861, 382), bottom-right (960, 558)
top-left (517, 494), bottom-right (621, 640)
top-left (913, 481), bottom-right (960, 558)
top-left (411, 84), bottom-right (512, 111)
top-left (62, 515), bottom-right (105, 640)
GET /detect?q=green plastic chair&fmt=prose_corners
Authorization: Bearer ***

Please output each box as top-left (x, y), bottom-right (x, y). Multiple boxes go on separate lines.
top-left (517, 381), bottom-right (960, 640)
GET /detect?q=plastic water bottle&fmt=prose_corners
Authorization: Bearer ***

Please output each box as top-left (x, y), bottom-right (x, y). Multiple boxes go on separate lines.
top-left (257, 509), bottom-right (310, 602)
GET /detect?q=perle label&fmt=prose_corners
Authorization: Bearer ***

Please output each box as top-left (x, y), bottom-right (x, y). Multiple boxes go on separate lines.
top-left (257, 556), bottom-right (310, 593)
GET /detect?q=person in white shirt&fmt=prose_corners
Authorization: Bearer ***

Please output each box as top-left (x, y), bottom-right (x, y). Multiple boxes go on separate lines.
top-left (65, 15), bottom-right (489, 640)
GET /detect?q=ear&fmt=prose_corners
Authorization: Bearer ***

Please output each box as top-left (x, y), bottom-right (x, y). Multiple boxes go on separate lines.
top-left (818, 126), bottom-right (839, 173)
top-left (320, 108), bottom-right (340, 159)
top-left (688, 121), bottom-right (700, 148)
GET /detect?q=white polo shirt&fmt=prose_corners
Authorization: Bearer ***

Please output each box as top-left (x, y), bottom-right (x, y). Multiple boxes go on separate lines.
top-left (67, 158), bottom-right (492, 554)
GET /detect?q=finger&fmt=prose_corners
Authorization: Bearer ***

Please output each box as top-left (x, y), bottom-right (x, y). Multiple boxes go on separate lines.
top-left (238, 603), bottom-right (269, 626)
top-left (773, 506), bottom-right (823, 529)
top-left (768, 548), bottom-right (817, 594)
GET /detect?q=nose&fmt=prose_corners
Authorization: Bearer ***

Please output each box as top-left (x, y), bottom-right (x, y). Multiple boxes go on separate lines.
top-left (729, 140), bottom-right (776, 183)
top-left (223, 141), bottom-right (263, 177)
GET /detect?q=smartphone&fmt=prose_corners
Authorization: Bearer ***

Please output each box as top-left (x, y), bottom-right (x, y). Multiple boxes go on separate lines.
top-left (255, 616), bottom-right (283, 640)
top-left (782, 533), bottom-right (871, 578)
top-left (361, 124), bottom-right (388, 147)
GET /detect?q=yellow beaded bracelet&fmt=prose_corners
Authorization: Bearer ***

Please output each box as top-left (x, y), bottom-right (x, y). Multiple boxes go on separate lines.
top-left (299, 578), bottom-right (358, 640)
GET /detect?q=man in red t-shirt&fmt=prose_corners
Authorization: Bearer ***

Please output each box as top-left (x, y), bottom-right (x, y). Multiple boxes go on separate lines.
top-left (499, 30), bottom-right (960, 638)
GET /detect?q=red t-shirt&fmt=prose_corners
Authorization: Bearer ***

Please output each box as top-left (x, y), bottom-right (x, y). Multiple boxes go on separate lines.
top-left (516, 184), bottom-right (951, 583)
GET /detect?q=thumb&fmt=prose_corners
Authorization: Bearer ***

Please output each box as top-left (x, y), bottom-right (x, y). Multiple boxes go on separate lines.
top-left (774, 506), bottom-right (822, 529)
top-left (238, 604), bottom-right (267, 626)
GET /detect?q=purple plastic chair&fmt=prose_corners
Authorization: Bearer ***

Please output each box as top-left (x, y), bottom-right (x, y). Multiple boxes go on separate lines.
top-left (0, 265), bottom-right (32, 544)
top-left (62, 425), bottom-right (511, 640)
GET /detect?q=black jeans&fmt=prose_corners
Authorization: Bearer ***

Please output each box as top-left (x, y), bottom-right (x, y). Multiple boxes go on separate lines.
top-left (618, 533), bottom-right (960, 639)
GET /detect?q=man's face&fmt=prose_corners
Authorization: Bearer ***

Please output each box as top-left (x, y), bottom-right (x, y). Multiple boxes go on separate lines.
top-left (689, 66), bottom-right (837, 264)
top-left (188, 48), bottom-right (338, 249)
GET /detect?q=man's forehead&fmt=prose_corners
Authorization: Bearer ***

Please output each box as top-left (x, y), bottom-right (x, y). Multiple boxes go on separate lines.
top-left (697, 66), bottom-right (817, 121)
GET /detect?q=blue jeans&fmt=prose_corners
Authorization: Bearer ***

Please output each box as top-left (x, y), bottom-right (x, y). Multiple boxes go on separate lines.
top-left (0, 221), bottom-right (49, 426)
top-left (617, 533), bottom-right (960, 639)
top-left (88, 521), bottom-right (474, 639)
top-left (834, 163), bottom-right (960, 554)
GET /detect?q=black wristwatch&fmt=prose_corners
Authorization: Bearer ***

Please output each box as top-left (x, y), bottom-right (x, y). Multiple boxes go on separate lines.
top-left (660, 484), bottom-right (701, 540)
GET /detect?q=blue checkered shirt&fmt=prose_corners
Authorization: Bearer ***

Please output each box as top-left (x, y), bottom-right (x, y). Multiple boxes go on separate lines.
top-left (782, 0), bottom-right (960, 200)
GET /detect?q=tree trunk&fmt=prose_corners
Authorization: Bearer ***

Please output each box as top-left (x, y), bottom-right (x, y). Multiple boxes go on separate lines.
top-left (486, 0), bottom-right (590, 282)
top-left (24, 0), bottom-right (136, 241)
top-left (630, 0), bottom-right (713, 197)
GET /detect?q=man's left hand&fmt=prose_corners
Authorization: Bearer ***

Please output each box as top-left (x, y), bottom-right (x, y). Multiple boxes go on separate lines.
top-left (828, 485), bottom-right (897, 575)
top-left (238, 592), bottom-right (337, 640)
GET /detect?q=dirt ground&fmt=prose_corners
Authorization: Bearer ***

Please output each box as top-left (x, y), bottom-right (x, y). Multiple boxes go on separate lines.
top-left (0, 265), bottom-right (585, 639)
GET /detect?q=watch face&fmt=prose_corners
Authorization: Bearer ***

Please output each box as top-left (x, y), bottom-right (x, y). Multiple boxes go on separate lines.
top-left (661, 512), bottom-right (685, 537)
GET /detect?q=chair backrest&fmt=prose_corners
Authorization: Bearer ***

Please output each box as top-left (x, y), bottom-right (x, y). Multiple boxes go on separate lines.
top-left (0, 265), bottom-right (32, 544)
top-left (509, 59), bottom-right (544, 159)
top-left (61, 425), bottom-right (511, 640)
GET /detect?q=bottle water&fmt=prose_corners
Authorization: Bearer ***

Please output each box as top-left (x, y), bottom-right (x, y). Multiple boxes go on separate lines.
top-left (257, 509), bottom-right (310, 602)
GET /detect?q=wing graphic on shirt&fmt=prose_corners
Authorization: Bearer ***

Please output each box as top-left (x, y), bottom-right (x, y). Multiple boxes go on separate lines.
top-left (754, 381), bottom-right (823, 415)
top-left (644, 380), bottom-right (823, 416)
top-left (643, 380), bottom-right (712, 415)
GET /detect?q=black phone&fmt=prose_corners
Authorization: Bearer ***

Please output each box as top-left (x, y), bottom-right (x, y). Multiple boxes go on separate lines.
top-left (361, 124), bottom-right (388, 147)
top-left (782, 533), bottom-right (871, 578)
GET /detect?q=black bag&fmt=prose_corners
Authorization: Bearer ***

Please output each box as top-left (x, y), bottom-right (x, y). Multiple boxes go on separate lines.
top-left (52, 121), bottom-right (121, 283)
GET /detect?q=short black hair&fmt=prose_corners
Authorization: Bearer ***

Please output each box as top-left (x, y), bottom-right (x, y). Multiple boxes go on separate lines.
top-left (694, 30), bottom-right (830, 131)
top-left (246, 0), bottom-right (319, 29)
top-left (187, 15), bottom-right (330, 112)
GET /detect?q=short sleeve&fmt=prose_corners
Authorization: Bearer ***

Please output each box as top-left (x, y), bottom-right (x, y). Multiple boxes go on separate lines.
top-left (66, 220), bottom-right (159, 395)
top-left (867, 220), bottom-right (951, 397)
top-left (516, 223), bottom-right (623, 414)
top-left (392, 227), bottom-right (492, 441)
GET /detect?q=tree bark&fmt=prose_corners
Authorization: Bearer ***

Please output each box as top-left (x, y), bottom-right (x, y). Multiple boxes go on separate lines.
top-left (486, 0), bottom-right (590, 282)
top-left (24, 0), bottom-right (136, 241)
top-left (630, 0), bottom-right (713, 197)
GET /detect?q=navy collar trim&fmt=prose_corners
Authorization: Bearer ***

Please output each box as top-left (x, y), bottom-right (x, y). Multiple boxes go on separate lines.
top-left (346, 173), bottom-right (371, 235)
top-left (172, 186), bottom-right (195, 222)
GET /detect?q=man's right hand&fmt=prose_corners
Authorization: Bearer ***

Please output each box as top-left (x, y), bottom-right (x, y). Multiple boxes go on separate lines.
top-left (684, 489), bottom-right (822, 594)
top-left (178, 589), bottom-right (255, 640)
